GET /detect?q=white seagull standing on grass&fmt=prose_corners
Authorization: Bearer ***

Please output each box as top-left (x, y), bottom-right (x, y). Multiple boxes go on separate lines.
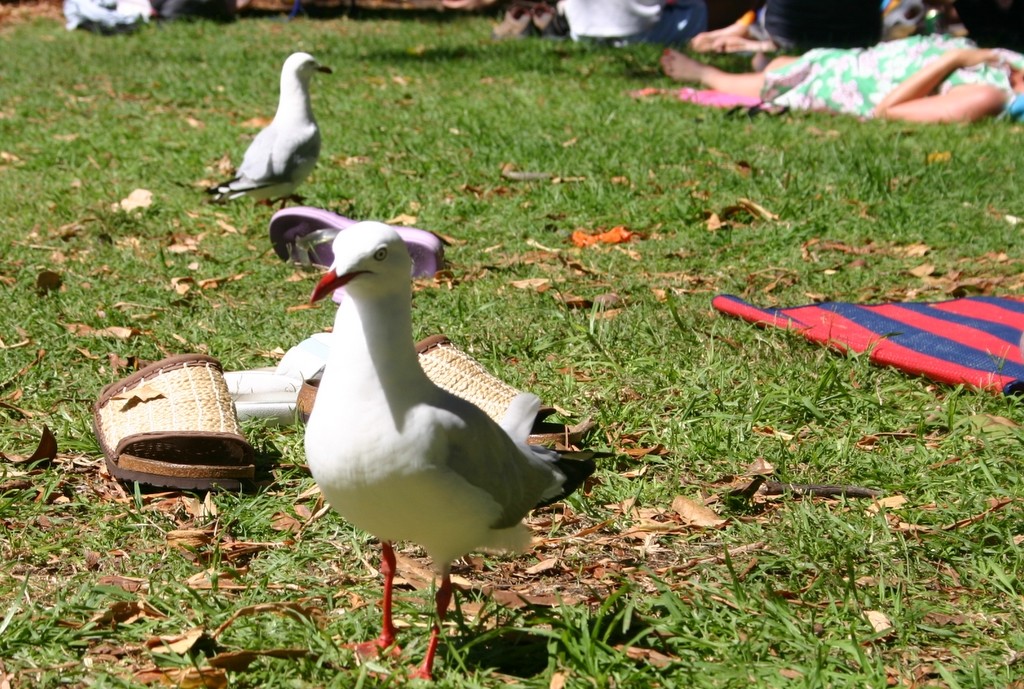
top-left (304, 222), bottom-right (595, 680)
top-left (207, 52), bottom-right (330, 205)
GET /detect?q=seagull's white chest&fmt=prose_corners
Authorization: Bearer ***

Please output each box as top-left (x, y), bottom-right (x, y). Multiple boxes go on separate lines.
top-left (305, 399), bottom-right (511, 563)
top-left (306, 396), bottom-right (429, 489)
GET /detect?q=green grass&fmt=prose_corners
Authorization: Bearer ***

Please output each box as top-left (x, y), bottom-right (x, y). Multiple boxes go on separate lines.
top-left (2, 10), bottom-right (1024, 688)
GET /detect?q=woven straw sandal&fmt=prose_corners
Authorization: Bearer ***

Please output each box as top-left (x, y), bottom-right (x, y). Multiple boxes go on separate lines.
top-left (297, 335), bottom-right (595, 448)
top-left (93, 354), bottom-right (255, 491)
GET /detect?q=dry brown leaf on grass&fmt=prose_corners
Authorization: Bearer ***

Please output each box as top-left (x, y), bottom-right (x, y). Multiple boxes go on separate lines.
top-left (215, 218), bottom-right (240, 234)
top-left (392, 552), bottom-right (454, 591)
top-left (1, 425), bottom-right (57, 465)
top-left (134, 666), bottom-right (227, 688)
top-left (490, 589), bottom-right (570, 609)
top-left (549, 671), bottom-right (568, 689)
top-left (334, 154), bottom-right (371, 167)
top-left (197, 272), bottom-right (248, 290)
top-left (968, 413), bottom-right (1020, 435)
top-left (0, 325), bottom-right (31, 349)
top-left (863, 609), bottom-right (895, 637)
top-left (167, 235), bottom-right (202, 254)
top-left (729, 198), bottom-right (779, 222)
top-left (618, 645), bottom-right (677, 668)
top-left (509, 278), bottom-right (551, 292)
top-left (524, 557), bottom-right (561, 575)
top-left (801, 238), bottom-right (881, 261)
top-left (240, 116), bottom-right (272, 129)
top-left (208, 649), bottom-right (313, 670)
top-left (97, 575), bottom-right (149, 593)
top-left (270, 512), bottom-right (304, 533)
top-left (184, 492), bottom-right (218, 519)
top-left (210, 602), bottom-right (323, 639)
top-left (211, 153), bottom-right (233, 176)
top-left (671, 496), bottom-right (727, 528)
top-left (146, 627), bottom-right (208, 655)
top-left (64, 323), bottom-right (141, 340)
top-left (500, 162), bottom-right (552, 182)
top-left (89, 599), bottom-right (167, 628)
top-left (941, 497), bottom-right (1013, 531)
top-left (186, 569), bottom-right (253, 591)
top-left (865, 495), bottom-right (909, 515)
top-left (112, 189), bottom-right (154, 212)
top-left (167, 528), bottom-right (216, 553)
top-left (618, 444), bottom-right (668, 459)
top-left (744, 457), bottom-right (775, 476)
top-left (386, 213), bottom-right (418, 226)
top-left (899, 242), bottom-right (931, 257)
top-left (555, 294), bottom-right (592, 309)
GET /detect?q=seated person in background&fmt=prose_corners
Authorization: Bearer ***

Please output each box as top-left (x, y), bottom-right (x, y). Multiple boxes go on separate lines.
top-left (954, 0), bottom-right (1024, 49)
top-left (558, 0), bottom-right (709, 45)
top-left (660, 34), bottom-right (1024, 123)
top-left (475, 0), bottom-right (714, 44)
top-left (690, 5), bottom-right (773, 53)
top-left (64, 0), bottom-right (149, 33)
top-left (690, 0), bottom-right (882, 54)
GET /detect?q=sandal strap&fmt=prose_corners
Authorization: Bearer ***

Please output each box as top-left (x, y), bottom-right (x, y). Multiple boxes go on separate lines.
top-left (118, 454), bottom-right (255, 480)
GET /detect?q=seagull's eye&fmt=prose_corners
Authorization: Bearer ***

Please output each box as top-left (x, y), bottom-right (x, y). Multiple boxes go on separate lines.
top-left (373, 247), bottom-right (388, 262)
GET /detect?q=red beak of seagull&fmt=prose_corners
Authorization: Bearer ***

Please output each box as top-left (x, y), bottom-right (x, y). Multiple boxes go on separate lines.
top-left (310, 270), bottom-right (363, 303)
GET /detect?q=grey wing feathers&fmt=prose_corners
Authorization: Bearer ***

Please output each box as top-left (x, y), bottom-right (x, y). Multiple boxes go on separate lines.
top-left (236, 126), bottom-right (285, 184)
top-left (433, 393), bottom-right (571, 529)
top-left (235, 123), bottom-right (319, 188)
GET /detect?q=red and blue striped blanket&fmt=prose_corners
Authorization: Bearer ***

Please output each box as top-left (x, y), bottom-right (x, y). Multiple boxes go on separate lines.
top-left (712, 295), bottom-right (1024, 395)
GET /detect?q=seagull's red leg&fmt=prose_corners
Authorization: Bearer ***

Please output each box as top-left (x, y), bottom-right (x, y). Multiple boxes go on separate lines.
top-left (348, 541), bottom-right (401, 658)
top-left (378, 541), bottom-right (399, 648)
top-left (409, 571), bottom-right (452, 680)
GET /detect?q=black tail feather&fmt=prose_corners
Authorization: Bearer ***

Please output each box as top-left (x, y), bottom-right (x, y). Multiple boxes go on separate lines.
top-left (535, 454), bottom-right (596, 508)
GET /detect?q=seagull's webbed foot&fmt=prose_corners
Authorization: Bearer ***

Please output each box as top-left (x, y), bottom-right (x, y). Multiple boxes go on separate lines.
top-left (347, 636), bottom-right (402, 660)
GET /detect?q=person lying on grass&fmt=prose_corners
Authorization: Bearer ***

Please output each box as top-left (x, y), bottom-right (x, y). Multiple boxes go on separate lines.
top-left (660, 34), bottom-right (1024, 123)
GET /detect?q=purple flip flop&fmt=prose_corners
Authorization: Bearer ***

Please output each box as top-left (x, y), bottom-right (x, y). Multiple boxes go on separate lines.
top-left (269, 206), bottom-right (445, 278)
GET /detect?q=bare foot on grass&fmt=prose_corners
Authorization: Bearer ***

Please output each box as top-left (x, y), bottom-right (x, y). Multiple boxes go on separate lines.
top-left (660, 49), bottom-right (708, 83)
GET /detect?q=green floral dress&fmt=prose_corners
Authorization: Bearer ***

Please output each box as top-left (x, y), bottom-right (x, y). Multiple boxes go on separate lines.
top-left (761, 35), bottom-right (1024, 118)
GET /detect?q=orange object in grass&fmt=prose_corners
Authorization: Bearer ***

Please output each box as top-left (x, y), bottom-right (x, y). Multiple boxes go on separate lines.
top-left (570, 226), bottom-right (636, 247)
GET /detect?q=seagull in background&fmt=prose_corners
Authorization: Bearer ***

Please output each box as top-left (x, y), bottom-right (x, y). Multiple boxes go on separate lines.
top-left (304, 222), bottom-right (595, 680)
top-left (208, 52), bottom-right (330, 206)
